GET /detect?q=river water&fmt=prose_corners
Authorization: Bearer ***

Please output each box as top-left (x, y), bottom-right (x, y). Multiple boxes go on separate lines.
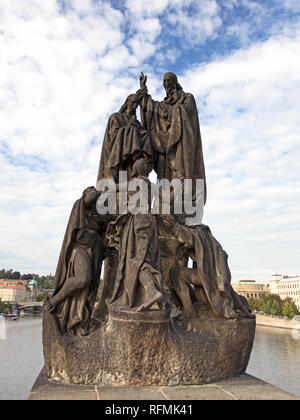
top-left (0, 317), bottom-right (299, 399)
top-left (0, 316), bottom-right (43, 400)
top-left (247, 325), bottom-right (300, 398)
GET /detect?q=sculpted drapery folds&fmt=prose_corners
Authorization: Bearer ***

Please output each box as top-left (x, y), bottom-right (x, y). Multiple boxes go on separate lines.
top-left (105, 158), bottom-right (170, 312)
top-left (97, 93), bottom-right (153, 184)
top-left (106, 213), bottom-right (169, 312)
top-left (137, 72), bottom-right (207, 204)
top-left (45, 187), bottom-right (107, 335)
top-left (170, 221), bottom-right (254, 320)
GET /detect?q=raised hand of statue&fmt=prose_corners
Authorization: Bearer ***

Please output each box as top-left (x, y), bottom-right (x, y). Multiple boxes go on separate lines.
top-left (140, 72), bottom-right (147, 89)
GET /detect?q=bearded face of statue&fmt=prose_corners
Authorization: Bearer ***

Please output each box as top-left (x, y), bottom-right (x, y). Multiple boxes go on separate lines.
top-left (163, 74), bottom-right (177, 97)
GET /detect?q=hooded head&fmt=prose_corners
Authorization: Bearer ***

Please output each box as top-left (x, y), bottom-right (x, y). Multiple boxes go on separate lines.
top-left (163, 72), bottom-right (182, 97)
top-left (119, 94), bottom-right (139, 115)
top-left (82, 186), bottom-right (100, 209)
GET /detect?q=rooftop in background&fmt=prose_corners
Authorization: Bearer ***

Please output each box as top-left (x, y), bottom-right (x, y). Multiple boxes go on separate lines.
top-left (232, 280), bottom-right (269, 300)
top-left (0, 279), bottom-right (31, 285)
top-left (238, 280), bottom-right (257, 284)
top-left (270, 274), bottom-right (300, 283)
top-left (235, 280), bottom-right (267, 285)
top-left (0, 285), bottom-right (27, 290)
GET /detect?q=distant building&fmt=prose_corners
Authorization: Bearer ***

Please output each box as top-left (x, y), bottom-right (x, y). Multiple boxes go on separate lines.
top-left (269, 273), bottom-right (300, 310)
top-left (28, 277), bottom-right (40, 299)
top-left (0, 279), bottom-right (30, 286)
top-left (232, 280), bottom-right (269, 300)
top-left (0, 277), bottom-right (40, 302)
top-left (0, 283), bottom-right (31, 302)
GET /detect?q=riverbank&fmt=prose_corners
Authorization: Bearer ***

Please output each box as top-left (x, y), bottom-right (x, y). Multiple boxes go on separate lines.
top-left (256, 313), bottom-right (300, 330)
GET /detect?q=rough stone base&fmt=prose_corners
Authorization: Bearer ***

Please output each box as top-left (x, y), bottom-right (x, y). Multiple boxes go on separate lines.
top-left (28, 369), bottom-right (299, 400)
top-left (43, 307), bottom-right (255, 386)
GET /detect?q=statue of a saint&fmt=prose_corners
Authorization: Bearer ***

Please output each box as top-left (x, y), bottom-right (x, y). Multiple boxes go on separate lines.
top-left (163, 217), bottom-right (254, 319)
top-left (97, 93), bottom-right (153, 184)
top-left (45, 187), bottom-right (109, 335)
top-left (138, 72), bottom-right (207, 203)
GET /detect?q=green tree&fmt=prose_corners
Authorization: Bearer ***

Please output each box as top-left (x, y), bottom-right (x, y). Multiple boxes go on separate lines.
top-left (247, 297), bottom-right (259, 312)
top-left (0, 298), bottom-right (10, 314)
top-left (39, 275), bottom-right (54, 290)
top-left (282, 298), bottom-right (300, 319)
top-left (35, 292), bottom-right (50, 302)
top-left (247, 293), bottom-right (268, 312)
top-left (260, 294), bottom-right (283, 316)
top-left (0, 269), bottom-right (14, 279)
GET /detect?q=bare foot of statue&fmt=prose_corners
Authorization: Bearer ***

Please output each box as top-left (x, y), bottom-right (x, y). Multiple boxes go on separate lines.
top-left (193, 301), bottom-right (209, 316)
top-left (157, 296), bottom-right (171, 312)
top-left (77, 327), bottom-right (89, 336)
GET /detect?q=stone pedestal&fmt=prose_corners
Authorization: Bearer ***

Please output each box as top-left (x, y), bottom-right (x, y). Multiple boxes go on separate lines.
top-left (43, 307), bottom-right (255, 386)
top-left (28, 370), bottom-right (299, 400)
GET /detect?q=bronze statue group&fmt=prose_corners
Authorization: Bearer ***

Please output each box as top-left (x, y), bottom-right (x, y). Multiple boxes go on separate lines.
top-left (45, 72), bottom-right (253, 336)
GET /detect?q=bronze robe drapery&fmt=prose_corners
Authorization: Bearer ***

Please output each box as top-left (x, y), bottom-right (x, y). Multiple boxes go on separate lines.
top-left (97, 111), bottom-right (153, 183)
top-left (138, 87), bottom-right (207, 203)
top-left (52, 198), bottom-right (104, 334)
top-left (106, 213), bottom-right (168, 310)
top-left (173, 223), bottom-right (254, 319)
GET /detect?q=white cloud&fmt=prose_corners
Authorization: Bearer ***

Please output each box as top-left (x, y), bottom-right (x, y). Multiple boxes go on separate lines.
top-left (275, 0), bottom-right (300, 12)
top-left (125, 0), bottom-right (222, 46)
top-left (0, 0), bottom-right (146, 178)
top-left (124, 0), bottom-right (170, 18)
top-left (167, 0), bottom-right (222, 44)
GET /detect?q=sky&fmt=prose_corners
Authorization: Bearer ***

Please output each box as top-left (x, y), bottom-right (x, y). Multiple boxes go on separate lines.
top-left (0, 0), bottom-right (299, 283)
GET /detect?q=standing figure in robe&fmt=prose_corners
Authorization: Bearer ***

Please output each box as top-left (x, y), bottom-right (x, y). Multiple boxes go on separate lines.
top-left (97, 93), bottom-right (153, 184)
top-left (138, 72), bottom-right (207, 204)
top-left (95, 94), bottom-right (154, 321)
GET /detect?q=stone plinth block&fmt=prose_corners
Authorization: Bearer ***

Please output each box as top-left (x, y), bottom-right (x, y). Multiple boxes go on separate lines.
top-left (43, 308), bottom-right (255, 386)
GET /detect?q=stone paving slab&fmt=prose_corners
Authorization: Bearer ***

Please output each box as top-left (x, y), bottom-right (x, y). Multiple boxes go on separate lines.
top-left (28, 369), bottom-right (299, 400)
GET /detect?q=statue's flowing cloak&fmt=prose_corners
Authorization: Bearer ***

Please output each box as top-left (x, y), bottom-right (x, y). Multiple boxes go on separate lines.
top-left (173, 223), bottom-right (254, 319)
top-left (138, 88), bottom-right (207, 203)
top-left (52, 198), bottom-right (104, 333)
top-left (97, 111), bottom-right (153, 183)
top-left (106, 213), bottom-right (167, 309)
